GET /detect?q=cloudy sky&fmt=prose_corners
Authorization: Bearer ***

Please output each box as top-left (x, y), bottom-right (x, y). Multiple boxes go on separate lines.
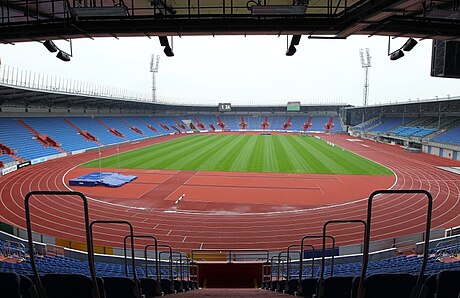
top-left (0, 35), bottom-right (459, 106)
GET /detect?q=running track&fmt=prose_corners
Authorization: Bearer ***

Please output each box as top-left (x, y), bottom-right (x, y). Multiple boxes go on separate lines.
top-left (1, 134), bottom-right (459, 252)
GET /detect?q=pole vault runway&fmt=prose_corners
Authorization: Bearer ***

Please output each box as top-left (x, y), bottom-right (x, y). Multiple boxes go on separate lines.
top-left (0, 134), bottom-right (459, 252)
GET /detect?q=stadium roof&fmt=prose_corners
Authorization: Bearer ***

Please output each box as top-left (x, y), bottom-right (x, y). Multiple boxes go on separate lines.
top-left (0, 0), bottom-right (459, 43)
top-left (0, 83), bottom-right (350, 113)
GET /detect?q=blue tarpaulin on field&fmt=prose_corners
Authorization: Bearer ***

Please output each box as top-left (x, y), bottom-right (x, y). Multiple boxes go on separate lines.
top-left (69, 172), bottom-right (137, 187)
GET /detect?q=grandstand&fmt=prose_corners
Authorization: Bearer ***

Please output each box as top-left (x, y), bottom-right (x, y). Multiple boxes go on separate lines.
top-left (0, 81), bottom-right (459, 297)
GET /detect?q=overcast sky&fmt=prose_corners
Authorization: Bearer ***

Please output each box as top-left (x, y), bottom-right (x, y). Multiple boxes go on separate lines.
top-left (0, 35), bottom-right (459, 106)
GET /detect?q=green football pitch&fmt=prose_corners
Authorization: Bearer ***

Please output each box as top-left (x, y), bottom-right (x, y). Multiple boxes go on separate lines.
top-left (81, 134), bottom-right (392, 175)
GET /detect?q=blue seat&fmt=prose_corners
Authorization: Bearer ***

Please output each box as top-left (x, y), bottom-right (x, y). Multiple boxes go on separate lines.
top-left (436, 270), bottom-right (460, 298)
top-left (321, 276), bottom-right (354, 298)
top-left (0, 272), bottom-right (21, 298)
top-left (139, 277), bottom-right (161, 297)
top-left (159, 278), bottom-right (175, 295)
top-left (19, 274), bottom-right (39, 298)
top-left (103, 276), bottom-right (139, 298)
top-left (299, 278), bottom-right (318, 298)
top-left (363, 273), bottom-right (415, 298)
top-left (42, 273), bottom-right (97, 298)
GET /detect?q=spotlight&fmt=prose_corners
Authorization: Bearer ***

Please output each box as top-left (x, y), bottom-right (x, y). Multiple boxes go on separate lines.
top-left (163, 46), bottom-right (174, 57)
top-left (56, 51), bottom-right (71, 62)
top-left (291, 35), bottom-right (301, 46)
top-left (158, 36), bottom-right (169, 47)
top-left (286, 45), bottom-right (297, 56)
top-left (402, 38), bottom-right (418, 51)
top-left (390, 49), bottom-right (404, 61)
top-left (43, 40), bottom-right (58, 53)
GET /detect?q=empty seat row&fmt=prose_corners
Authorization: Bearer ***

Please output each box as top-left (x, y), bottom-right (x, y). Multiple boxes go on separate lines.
top-left (263, 270), bottom-right (460, 298)
top-left (0, 272), bottom-right (199, 298)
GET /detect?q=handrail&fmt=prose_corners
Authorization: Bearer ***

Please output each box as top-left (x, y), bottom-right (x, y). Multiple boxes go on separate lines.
top-left (356, 189), bottom-right (433, 298)
top-left (25, 190), bottom-right (99, 298)
top-left (317, 219), bottom-right (366, 298)
top-left (89, 220), bottom-right (140, 297)
top-left (277, 251), bottom-right (292, 281)
top-left (286, 244), bottom-right (312, 280)
top-left (170, 251), bottom-right (184, 280)
top-left (270, 255), bottom-right (278, 282)
top-left (157, 244), bottom-right (173, 280)
top-left (123, 235), bottom-right (159, 281)
top-left (299, 235), bottom-right (335, 281)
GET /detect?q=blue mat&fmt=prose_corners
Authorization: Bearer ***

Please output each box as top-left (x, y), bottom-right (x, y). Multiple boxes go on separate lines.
top-left (69, 172), bottom-right (137, 187)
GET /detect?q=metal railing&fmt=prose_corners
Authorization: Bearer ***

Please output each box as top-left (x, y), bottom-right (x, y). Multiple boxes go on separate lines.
top-left (24, 190), bottom-right (100, 298)
top-left (357, 189), bottom-right (433, 298)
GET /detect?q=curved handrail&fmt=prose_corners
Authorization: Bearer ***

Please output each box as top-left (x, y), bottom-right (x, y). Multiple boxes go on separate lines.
top-left (25, 190), bottom-right (99, 298)
top-left (277, 251), bottom-right (292, 281)
top-left (89, 220), bottom-right (141, 297)
top-left (299, 235), bottom-right (335, 281)
top-left (357, 189), bottom-right (433, 298)
top-left (157, 244), bottom-right (173, 280)
top-left (123, 235), bottom-right (159, 281)
top-left (287, 244), bottom-right (312, 280)
top-left (317, 219), bottom-right (366, 298)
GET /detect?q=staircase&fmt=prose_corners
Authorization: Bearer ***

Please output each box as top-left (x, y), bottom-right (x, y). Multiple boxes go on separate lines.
top-left (118, 118), bottom-right (144, 135)
top-left (16, 119), bottom-right (65, 152)
top-left (63, 119), bottom-right (103, 146)
top-left (0, 143), bottom-right (23, 162)
top-left (151, 116), bottom-right (170, 131)
top-left (95, 118), bottom-right (127, 140)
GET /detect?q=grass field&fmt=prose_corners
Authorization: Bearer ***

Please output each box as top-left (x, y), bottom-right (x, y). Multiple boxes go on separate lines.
top-left (81, 134), bottom-right (393, 175)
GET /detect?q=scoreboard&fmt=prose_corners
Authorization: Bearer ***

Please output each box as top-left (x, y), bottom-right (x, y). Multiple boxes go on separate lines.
top-left (218, 103), bottom-right (232, 112)
top-left (287, 101), bottom-right (301, 112)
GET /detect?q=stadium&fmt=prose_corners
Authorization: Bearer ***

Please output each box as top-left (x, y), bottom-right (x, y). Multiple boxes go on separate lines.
top-left (1, 1), bottom-right (460, 297)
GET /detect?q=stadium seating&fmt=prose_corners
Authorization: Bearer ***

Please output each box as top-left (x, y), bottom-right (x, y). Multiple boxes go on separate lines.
top-left (0, 272), bottom-right (21, 298)
top-left (0, 154), bottom-right (15, 164)
top-left (68, 117), bottom-right (125, 145)
top-left (432, 126), bottom-right (460, 146)
top-left (21, 117), bottom-right (98, 152)
top-left (41, 273), bottom-right (96, 298)
top-left (96, 117), bottom-right (145, 141)
top-left (0, 118), bottom-right (61, 160)
top-left (391, 126), bottom-right (436, 137)
top-left (368, 117), bottom-right (412, 133)
top-left (0, 115), bottom-right (350, 166)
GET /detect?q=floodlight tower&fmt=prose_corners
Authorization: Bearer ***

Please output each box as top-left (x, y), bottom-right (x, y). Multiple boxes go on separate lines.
top-left (150, 54), bottom-right (160, 102)
top-left (359, 48), bottom-right (371, 106)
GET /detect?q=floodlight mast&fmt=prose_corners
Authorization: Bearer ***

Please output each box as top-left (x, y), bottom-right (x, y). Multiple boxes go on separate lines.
top-left (150, 54), bottom-right (160, 102)
top-left (359, 48), bottom-right (371, 107)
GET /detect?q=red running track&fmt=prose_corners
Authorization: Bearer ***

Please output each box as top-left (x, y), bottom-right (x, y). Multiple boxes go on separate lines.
top-left (0, 134), bottom-right (460, 252)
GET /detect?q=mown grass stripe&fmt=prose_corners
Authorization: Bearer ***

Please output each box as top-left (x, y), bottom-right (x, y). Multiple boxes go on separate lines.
top-left (81, 134), bottom-right (392, 175)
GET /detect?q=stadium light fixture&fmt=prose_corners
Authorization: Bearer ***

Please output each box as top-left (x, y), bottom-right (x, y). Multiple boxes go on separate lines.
top-left (286, 35), bottom-right (301, 56)
top-left (390, 49), bottom-right (404, 60)
top-left (291, 35), bottom-right (301, 46)
top-left (158, 36), bottom-right (174, 57)
top-left (43, 40), bottom-right (58, 53)
top-left (286, 45), bottom-right (297, 56)
top-left (56, 50), bottom-right (71, 62)
top-left (251, 5), bottom-right (306, 15)
top-left (402, 38), bottom-right (418, 51)
top-left (388, 36), bottom-right (417, 61)
top-left (42, 39), bottom-right (73, 62)
top-left (163, 45), bottom-right (174, 57)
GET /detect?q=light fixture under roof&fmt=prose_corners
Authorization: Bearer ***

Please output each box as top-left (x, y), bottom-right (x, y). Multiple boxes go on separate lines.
top-left (402, 38), bottom-right (418, 52)
top-left (69, 6), bottom-right (128, 19)
top-left (286, 44), bottom-right (297, 56)
top-left (43, 40), bottom-right (58, 53)
top-left (251, 5), bottom-right (306, 15)
top-left (390, 49), bottom-right (404, 60)
top-left (56, 51), bottom-right (71, 62)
